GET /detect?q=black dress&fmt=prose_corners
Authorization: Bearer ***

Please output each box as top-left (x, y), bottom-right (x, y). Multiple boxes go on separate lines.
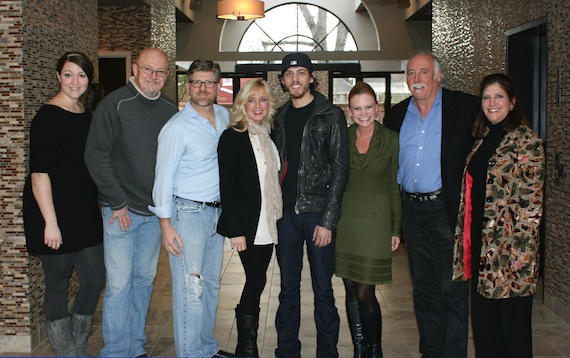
top-left (467, 122), bottom-right (507, 280)
top-left (23, 105), bottom-right (103, 255)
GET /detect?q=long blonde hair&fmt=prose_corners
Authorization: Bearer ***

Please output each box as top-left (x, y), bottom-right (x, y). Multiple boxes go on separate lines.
top-left (229, 78), bottom-right (276, 132)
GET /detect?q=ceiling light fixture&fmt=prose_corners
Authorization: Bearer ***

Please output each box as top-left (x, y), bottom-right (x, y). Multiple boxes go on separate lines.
top-left (217, 0), bottom-right (265, 21)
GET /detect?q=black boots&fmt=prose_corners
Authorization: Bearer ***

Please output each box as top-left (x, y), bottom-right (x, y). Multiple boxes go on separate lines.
top-left (346, 298), bottom-right (368, 357)
top-left (360, 308), bottom-right (383, 358)
top-left (235, 305), bottom-right (259, 357)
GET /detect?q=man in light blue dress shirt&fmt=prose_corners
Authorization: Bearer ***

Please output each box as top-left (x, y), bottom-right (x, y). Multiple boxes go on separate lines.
top-left (149, 59), bottom-right (232, 358)
top-left (385, 52), bottom-right (479, 358)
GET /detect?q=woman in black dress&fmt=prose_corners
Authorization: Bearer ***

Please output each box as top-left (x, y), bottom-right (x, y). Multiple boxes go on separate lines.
top-left (23, 52), bottom-right (105, 356)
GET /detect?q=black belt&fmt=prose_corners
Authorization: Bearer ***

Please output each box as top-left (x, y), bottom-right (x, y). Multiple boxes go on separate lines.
top-left (194, 200), bottom-right (221, 208)
top-left (179, 197), bottom-right (222, 208)
top-left (402, 189), bottom-right (442, 202)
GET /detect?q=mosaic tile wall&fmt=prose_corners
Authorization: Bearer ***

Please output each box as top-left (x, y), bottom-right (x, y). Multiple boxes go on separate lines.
top-left (98, 5), bottom-right (152, 55)
top-left (0, 0), bottom-right (98, 351)
top-left (149, 0), bottom-right (177, 101)
top-left (433, 0), bottom-right (570, 322)
top-left (98, 1), bottom-right (177, 101)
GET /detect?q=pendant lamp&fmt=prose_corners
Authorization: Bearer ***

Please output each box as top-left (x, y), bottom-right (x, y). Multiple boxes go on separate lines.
top-left (217, 0), bottom-right (265, 21)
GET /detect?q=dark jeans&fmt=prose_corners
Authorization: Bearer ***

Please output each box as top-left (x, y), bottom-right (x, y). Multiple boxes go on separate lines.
top-left (402, 196), bottom-right (469, 358)
top-left (275, 212), bottom-right (339, 358)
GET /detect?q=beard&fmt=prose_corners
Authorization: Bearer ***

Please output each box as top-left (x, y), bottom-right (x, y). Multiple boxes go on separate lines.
top-left (139, 84), bottom-right (162, 98)
top-left (191, 92), bottom-right (216, 107)
top-left (287, 82), bottom-right (311, 99)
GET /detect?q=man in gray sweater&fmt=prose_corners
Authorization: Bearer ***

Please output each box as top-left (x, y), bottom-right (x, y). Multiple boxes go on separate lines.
top-left (84, 47), bottom-right (178, 357)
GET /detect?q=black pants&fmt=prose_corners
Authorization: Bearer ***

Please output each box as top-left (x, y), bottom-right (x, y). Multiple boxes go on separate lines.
top-left (39, 243), bottom-right (105, 321)
top-left (471, 284), bottom-right (533, 358)
top-left (402, 196), bottom-right (469, 358)
top-left (238, 243), bottom-right (273, 315)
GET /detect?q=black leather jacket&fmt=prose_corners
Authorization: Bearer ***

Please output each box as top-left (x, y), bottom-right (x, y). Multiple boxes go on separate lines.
top-left (272, 92), bottom-right (349, 230)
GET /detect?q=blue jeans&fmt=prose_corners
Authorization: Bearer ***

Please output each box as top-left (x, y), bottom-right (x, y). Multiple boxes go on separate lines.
top-left (402, 196), bottom-right (469, 358)
top-left (275, 212), bottom-right (339, 358)
top-left (100, 207), bottom-right (161, 357)
top-left (169, 198), bottom-right (223, 358)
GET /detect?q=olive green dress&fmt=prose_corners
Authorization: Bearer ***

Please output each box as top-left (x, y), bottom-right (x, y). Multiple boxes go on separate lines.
top-left (335, 121), bottom-right (401, 285)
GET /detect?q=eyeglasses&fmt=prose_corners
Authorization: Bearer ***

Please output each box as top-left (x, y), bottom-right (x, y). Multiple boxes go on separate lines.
top-left (188, 80), bottom-right (218, 88)
top-left (135, 63), bottom-right (168, 78)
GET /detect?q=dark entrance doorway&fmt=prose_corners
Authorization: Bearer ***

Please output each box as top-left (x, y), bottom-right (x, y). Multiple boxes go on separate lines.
top-left (98, 51), bottom-right (131, 97)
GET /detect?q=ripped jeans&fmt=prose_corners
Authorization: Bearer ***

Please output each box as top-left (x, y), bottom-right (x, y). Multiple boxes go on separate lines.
top-left (169, 197), bottom-right (224, 357)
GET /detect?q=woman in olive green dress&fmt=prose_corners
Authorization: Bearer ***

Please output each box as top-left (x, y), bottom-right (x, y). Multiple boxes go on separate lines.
top-left (335, 82), bottom-right (401, 358)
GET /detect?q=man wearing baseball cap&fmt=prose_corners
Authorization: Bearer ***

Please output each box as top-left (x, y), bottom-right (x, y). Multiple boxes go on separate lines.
top-left (271, 52), bottom-right (349, 358)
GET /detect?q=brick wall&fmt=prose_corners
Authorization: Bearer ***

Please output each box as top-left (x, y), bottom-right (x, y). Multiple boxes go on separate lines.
top-left (432, 0), bottom-right (570, 322)
top-left (0, 0), bottom-right (173, 352)
top-left (0, 0), bottom-right (27, 349)
top-left (0, 0), bottom-right (98, 351)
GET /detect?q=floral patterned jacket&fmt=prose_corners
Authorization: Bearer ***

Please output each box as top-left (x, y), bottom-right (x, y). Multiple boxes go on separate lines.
top-left (452, 124), bottom-right (544, 299)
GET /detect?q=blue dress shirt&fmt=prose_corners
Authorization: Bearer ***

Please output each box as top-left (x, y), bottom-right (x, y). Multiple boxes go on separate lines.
top-left (397, 88), bottom-right (443, 193)
top-left (149, 101), bottom-right (230, 218)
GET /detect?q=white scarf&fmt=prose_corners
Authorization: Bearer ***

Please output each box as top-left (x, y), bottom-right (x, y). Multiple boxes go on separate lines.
top-left (247, 119), bottom-right (283, 243)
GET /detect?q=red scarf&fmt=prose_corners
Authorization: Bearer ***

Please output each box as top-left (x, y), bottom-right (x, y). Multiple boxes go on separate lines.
top-left (462, 172), bottom-right (473, 279)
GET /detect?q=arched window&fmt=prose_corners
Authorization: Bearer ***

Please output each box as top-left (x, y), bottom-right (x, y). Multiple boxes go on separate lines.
top-left (238, 3), bottom-right (357, 53)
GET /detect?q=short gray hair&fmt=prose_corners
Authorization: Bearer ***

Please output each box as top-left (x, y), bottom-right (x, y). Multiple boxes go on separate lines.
top-left (408, 50), bottom-right (445, 83)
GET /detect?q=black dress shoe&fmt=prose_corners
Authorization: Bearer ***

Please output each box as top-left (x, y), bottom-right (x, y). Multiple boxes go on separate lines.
top-left (136, 354), bottom-right (148, 357)
top-left (212, 349), bottom-right (235, 357)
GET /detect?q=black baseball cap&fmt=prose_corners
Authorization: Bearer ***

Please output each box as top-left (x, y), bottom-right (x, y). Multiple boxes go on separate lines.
top-left (281, 52), bottom-right (313, 73)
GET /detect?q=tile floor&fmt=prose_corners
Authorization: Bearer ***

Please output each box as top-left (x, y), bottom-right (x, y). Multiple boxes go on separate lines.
top-left (5, 244), bottom-right (570, 357)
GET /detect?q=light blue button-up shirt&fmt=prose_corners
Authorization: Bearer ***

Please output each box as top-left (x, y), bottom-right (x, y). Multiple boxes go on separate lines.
top-left (149, 101), bottom-right (230, 218)
top-left (397, 88), bottom-right (443, 193)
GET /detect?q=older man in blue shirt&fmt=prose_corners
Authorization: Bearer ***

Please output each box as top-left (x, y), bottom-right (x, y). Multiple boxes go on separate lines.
top-left (149, 59), bottom-right (231, 358)
top-left (385, 52), bottom-right (479, 358)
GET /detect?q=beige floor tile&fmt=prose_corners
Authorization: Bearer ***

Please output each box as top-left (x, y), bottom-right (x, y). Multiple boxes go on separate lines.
top-left (533, 334), bottom-right (564, 357)
top-left (535, 325), bottom-right (570, 347)
top-left (149, 336), bottom-right (176, 357)
top-left (552, 345), bottom-right (570, 357)
top-left (6, 245), bottom-right (570, 357)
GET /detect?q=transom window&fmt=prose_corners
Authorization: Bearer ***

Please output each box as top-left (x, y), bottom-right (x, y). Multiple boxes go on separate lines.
top-left (238, 3), bottom-right (357, 54)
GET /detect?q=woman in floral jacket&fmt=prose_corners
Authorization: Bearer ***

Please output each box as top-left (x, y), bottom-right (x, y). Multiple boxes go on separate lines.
top-left (452, 73), bottom-right (544, 358)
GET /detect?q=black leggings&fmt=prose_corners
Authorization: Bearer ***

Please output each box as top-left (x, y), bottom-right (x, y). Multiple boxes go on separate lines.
top-left (39, 243), bottom-right (105, 321)
top-left (238, 244), bottom-right (273, 315)
top-left (343, 278), bottom-right (380, 314)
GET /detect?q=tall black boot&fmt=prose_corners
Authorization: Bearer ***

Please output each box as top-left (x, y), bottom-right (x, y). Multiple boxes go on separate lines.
top-left (235, 305), bottom-right (259, 357)
top-left (360, 308), bottom-right (383, 358)
top-left (346, 298), bottom-right (368, 358)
